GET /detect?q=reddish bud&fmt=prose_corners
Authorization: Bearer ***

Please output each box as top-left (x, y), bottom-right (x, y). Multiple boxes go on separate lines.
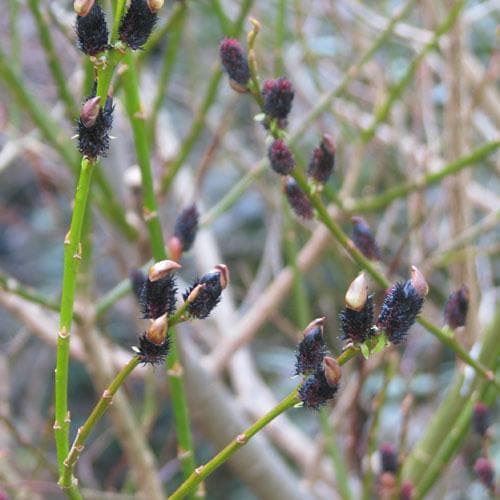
top-left (472, 402), bottom-right (490, 437)
top-left (307, 134), bottom-right (335, 185)
top-left (444, 285), bottom-right (469, 329)
top-left (80, 96), bottom-right (101, 128)
top-left (146, 314), bottom-right (168, 345)
top-left (268, 139), bottom-right (295, 176)
top-left (219, 38), bottom-right (250, 86)
top-left (399, 480), bottom-right (414, 500)
top-left (283, 177), bottom-right (313, 219)
top-left (474, 457), bottom-right (495, 492)
top-left (262, 77), bottom-right (294, 120)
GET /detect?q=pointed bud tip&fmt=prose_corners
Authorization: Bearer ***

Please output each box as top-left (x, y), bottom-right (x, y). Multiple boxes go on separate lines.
top-left (146, 314), bottom-right (168, 345)
top-left (345, 272), bottom-right (368, 311)
top-left (410, 266), bottom-right (428, 297)
top-left (74, 0), bottom-right (95, 16)
top-left (303, 317), bottom-right (325, 337)
top-left (321, 134), bottom-right (335, 155)
top-left (148, 260), bottom-right (182, 282)
top-left (323, 356), bottom-right (341, 386)
top-left (80, 96), bottom-right (101, 128)
top-left (147, 0), bottom-right (164, 13)
top-left (186, 283), bottom-right (205, 304)
top-left (214, 264), bottom-right (229, 289)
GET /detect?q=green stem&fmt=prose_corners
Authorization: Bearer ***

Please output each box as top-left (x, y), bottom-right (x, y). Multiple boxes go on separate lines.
top-left (121, 51), bottom-right (197, 486)
top-left (407, 311), bottom-right (500, 496)
top-left (289, 169), bottom-right (500, 391)
top-left (169, 389), bottom-right (300, 500)
top-left (0, 47), bottom-right (137, 242)
top-left (350, 141), bottom-right (500, 214)
top-left (319, 410), bottom-right (352, 500)
top-left (54, 158), bottom-right (95, 479)
top-left (27, 0), bottom-right (77, 120)
top-left (121, 52), bottom-right (165, 256)
top-left (61, 356), bottom-right (141, 488)
top-left (0, 270), bottom-right (61, 314)
top-left (170, 335), bottom-right (377, 499)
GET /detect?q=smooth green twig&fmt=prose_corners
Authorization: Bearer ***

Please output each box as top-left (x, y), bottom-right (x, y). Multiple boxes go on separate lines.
top-left (121, 50), bottom-right (197, 486)
top-left (55, 157), bottom-right (95, 485)
top-left (169, 338), bottom-right (379, 499)
top-left (168, 389), bottom-right (300, 500)
top-left (289, 168), bottom-right (500, 391)
top-left (62, 356), bottom-right (142, 488)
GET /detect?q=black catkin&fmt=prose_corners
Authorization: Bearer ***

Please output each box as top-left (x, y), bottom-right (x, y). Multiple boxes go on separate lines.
top-left (340, 294), bottom-right (375, 344)
top-left (136, 333), bottom-right (170, 366)
top-left (140, 275), bottom-right (177, 319)
top-left (76, 1), bottom-right (109, 56)
top-left (351, 216), bottom-right (381, 261)
top-left (174, 204), bottom-right (199, 253)
top-left (298, 367), bottom-right (338, 410)
top-left (295, 322), bottom-right (327, 375)
top-left (119, 0), bottom-right (158, 50)
top-left (376, 281), bottom-right (424, 344)
top-left (77, 95), bottom-right (114, 159)
top-left (183, 271), bottom-right (223, 319)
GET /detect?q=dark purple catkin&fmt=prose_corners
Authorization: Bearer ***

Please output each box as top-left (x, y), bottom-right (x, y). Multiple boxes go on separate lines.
top-left (219, 38), bottom-right (250, 86)
top-left (444, 285), bottom-right (469, 329)
top-left (174, 204), bottom-right (199, 253)
top-left (262, 77), bottom-right (294, 120)
top-left (340, 294), bottom-right (375, 344)
top-left (474, 457), bottom-right (495, 492)
top-left (140, 275), bottom-right (177, 319)
top-left (376, 281), bottom-right (424, 344)
top-left (307, 134), bottom-right (335, 185)
top-left (183, 265), bottom-right (228, 319)
top-left (76, 1), bottom-right (109, 56)
top-left (298, 361), bottom-right (339, 410)
top-left (379, 443), bottom-right (398, 474)
top-left (119, 0), bottom-right (158, 50)
top-left (268, 139), bottom-right (295, 176)
top-left (472, 402), bottom-right (490, 437)
top-left (77, 95), bottom-right (114, 159)
top-left (351, 216), bottom-right (381, 261)
top-left (295, 319), bottom-right (327, 375)
top-left (284, 177), bottom-right (313, 220)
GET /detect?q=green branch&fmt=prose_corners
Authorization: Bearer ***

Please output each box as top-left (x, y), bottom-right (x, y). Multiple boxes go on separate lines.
top-left (121, 51), bottom-right (197, 485)
top-left (55, 158), bottom-right (95, 479)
